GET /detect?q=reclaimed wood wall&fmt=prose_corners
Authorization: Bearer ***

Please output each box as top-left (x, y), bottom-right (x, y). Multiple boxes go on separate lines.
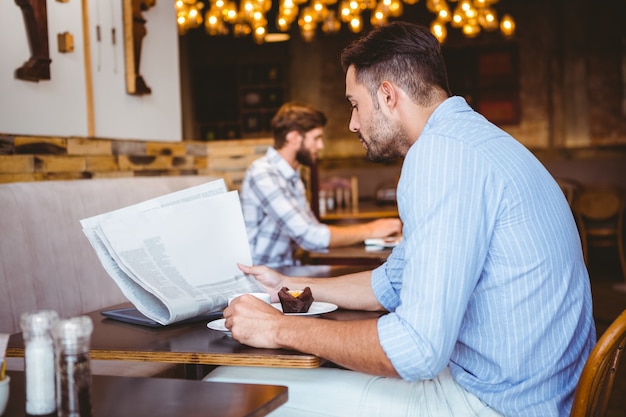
top-left (0, 134), bottom-right (272, 189)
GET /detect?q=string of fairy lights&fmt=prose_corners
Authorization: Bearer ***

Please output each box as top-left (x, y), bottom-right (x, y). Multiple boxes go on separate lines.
top-left (175, 0), bottom-right (515, 43)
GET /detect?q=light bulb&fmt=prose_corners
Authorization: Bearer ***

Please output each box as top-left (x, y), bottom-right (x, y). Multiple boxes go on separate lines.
top-left (339, 1), bottom-right (352, 22)
top-left (277, 16), bottom-right (287, 30)
top-left (462, 21), bottom-right (480, 37)
top-left (437, 5), bottom-right (451, 23)
top-left (388, 0), bottom-right (403, 18)
top-left (500, 13), bottom-right (515, 37)
top-left (253, 27), bottom-right (266, 44)
top-left (224, 7), bottom-right (238, 22)
top-left (371, 6), bottom-right (387, 26)
top-left (349, 16), bottom-right (362, 32)
top-left (451, 12), bottom-right (464, 28)
top-left (478, 8), bottom-right (498, 31)
top-left (322, 10), bottom-right (341, 33)
top-left (430, 19), bottom-right (447, 43)
top-left (233, 22), bottom-right (252, 36)
top-left (425, 0), bottom-right (441, 13)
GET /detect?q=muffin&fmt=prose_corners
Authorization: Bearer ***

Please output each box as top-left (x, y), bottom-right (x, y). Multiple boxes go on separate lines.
top-left (277, 287), bottom-right (314, 313)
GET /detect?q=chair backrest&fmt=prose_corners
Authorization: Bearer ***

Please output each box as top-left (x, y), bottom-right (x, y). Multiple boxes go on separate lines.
top-left (570, 309), bottom-right (626, 417)
top-left (573, 185), bottom-right (624, 266)
top-left (556, 177), bottom-right (582, 207)
top-left (575, 187), bottom-right (622, 223)
top-left (319, 175), bottom-right (359, 212)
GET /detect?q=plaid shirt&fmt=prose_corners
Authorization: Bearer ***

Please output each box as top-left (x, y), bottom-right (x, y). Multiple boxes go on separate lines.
top-left (240, 147), bottom-right (330, 267)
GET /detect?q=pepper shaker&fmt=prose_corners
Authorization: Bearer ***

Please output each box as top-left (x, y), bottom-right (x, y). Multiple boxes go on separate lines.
top-left (52, 316), bottom-right (93, 417)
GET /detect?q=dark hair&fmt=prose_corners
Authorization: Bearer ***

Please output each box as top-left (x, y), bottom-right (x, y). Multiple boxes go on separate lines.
top-left (271, 102), bottom-right (327, 148)
top-left (340, 21), bottom-right (451, 106)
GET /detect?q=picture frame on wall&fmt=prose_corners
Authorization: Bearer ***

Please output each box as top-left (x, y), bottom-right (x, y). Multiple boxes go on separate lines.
top-left (477, 94), bottom-right (520, 125)
top-left (474, 47), bottom-right (520, 125)
top-left (444, 44), bottom-right (520, 126)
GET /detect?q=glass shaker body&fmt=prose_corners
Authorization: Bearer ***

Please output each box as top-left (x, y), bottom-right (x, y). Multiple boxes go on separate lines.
top-left (20, 310), bottom-right (59, 416)
top-left (52, 316), bottom-right (93, 417)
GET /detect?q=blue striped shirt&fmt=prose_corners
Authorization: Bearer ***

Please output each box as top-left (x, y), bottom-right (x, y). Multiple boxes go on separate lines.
top-left (240, 147), bottom-right (330, 267)
top-left (372, 97), bottom-right (595, 417)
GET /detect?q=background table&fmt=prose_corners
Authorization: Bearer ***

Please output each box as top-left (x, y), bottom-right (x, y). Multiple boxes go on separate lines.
top-left (3, 370), bottom-right (287, 417)
top-left (300, 245), bottom-right (392, 267)
top-left (320, 201), bottom-right (398, 225)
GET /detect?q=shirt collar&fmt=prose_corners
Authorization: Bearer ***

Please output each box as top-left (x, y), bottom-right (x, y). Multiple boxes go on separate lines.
top-left (424, 96), bottom-right (472, 132)
top-left (266, 147), bottom-right (300, 183)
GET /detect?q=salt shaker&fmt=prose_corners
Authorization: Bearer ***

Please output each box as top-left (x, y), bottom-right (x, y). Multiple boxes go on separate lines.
top-left (52, 316), bottom-right (93, 417)
top-left (20, 310), bottom-right (59, 416)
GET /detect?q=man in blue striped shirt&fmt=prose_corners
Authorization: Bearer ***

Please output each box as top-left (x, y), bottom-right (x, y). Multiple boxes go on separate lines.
top-left (209, 22), bottom-right (596, 417)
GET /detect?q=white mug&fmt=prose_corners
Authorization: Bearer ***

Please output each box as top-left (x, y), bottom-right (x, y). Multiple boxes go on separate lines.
top-left (228, 292), bottom-right (271, 306)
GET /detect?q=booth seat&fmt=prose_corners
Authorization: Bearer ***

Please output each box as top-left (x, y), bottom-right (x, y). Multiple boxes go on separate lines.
top-left (0, 175), bottom-right (219, 377)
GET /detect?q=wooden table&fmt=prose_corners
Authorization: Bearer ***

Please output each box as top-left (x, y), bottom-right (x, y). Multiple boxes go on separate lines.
top-left (320, 201), bottom-right (398, 225)
top-left (276, 264), bottom-right (372, 277)
top-left (301, 245), bottom-right (393, 267)
top-left (314, 200), bottom-right (398, 266)
top-left (2, 370), bottom-right (287, 417)
top-left (7, 266), bottom-right (382, 376)
top-left (7, 304), bottom-right (323, 371)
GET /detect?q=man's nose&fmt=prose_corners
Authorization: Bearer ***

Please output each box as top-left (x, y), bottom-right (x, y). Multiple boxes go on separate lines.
top-left (349, 114), bottom-right (359, 133)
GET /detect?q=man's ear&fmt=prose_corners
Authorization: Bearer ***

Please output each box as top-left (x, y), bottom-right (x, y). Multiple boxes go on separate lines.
top-left (378, 80), bottom-right (397, 113)
top-left (285, 130), bottom-right (303, 147)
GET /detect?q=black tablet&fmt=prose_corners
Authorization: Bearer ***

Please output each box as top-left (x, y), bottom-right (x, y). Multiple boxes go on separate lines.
top-left (101, 307), bottom-right (223, 327)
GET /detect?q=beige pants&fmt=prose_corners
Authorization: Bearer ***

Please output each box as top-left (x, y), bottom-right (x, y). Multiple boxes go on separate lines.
top-left (204, 366), bottom-right (505, 417)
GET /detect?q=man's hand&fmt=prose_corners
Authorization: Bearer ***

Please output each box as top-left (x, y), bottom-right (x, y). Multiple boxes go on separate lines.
top-left (367, 218), bottom-right (403, 238)
top-left (328, 218), bottom-right (402, 247)
top-left (228, 269), bottom-right (396, 376)
top-left (223, 294), bottom-right (284, 348)
top-left (237, 263), bottom-right (286, 302)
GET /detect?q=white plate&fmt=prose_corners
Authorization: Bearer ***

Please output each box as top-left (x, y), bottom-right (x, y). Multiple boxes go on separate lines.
top-left (271, 301), bottom-right (338, 316)
top-left (207, 318), bottom-right (230, 334)
top-left (206, 302), bottom-right (338, 333)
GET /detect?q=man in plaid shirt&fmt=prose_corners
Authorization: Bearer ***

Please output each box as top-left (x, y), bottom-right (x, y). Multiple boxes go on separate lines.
top-left (240, 102), bottom-right (402, 267)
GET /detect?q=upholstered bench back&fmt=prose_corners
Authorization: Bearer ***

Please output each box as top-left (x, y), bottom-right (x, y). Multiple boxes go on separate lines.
top-left (0, 176), bottom-right (219, 334)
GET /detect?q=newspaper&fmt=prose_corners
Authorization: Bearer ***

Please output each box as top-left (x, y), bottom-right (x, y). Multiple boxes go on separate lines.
top-left (80, 179), bottom-right (262, 325)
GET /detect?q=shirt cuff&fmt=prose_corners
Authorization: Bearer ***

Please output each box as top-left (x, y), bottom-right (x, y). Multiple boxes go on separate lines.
top-left (371, 264), bottom-right (400, 312)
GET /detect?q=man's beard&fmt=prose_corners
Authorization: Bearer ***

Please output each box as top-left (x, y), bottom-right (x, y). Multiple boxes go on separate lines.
top-left (295, 145), bottom-right (315, 166)
top-left (362, 109), bottom-right (411, 162)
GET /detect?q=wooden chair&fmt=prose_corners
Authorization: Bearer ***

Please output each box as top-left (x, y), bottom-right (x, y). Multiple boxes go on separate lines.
top-left (318, 175), bottom-right (359, 214)
top-left (570, 309), bottom-right (626, 417)
top-left (573, 185), bottom-right (626, 282)
top-left (556, 177), bottom-right (582, 207)
top-left (306, 161), bottom-right (360, 219)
